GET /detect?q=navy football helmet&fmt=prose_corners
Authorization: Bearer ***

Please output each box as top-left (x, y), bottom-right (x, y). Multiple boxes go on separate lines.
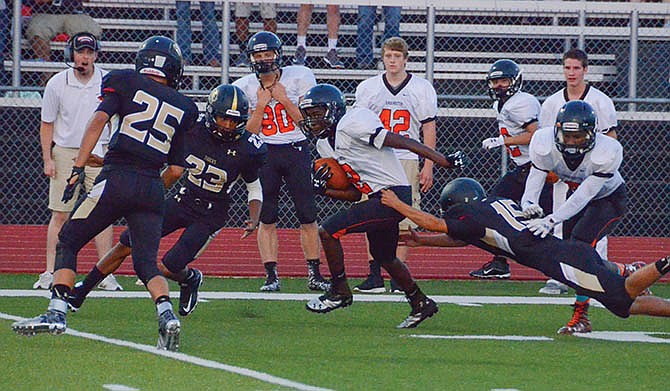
top-left (554, 100), bottom-right (597, 158)
top-left (136, 36), bottom-right (183, 88)
top-left (246, 31), bottom-right (282, 77)
top-left (486, 59), bottom-right (522, 101)
top-left (298, 84), bottom-right (347, 139)
top-left (439, 178), bottom-right (487, 213)
top-left (205, 84), bottom-right (249, 142)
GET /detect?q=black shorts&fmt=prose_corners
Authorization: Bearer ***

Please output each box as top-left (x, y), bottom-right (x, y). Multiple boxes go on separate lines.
top-left (563, 183), bottom-right (628, 246)
top-left (321, 186), bottom-right (411, 263)
top-left (259, 140), bottom-right (317, 225)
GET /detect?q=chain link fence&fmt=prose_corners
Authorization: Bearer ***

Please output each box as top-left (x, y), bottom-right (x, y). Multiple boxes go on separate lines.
top-left (1, 0), bottom-right (669, 237)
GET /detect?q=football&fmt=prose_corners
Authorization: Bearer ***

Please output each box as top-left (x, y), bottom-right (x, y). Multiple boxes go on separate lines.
top-left (314, 158), bottom-right (349, 190)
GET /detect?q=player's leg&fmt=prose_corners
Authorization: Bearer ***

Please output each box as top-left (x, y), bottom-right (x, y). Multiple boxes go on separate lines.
top-left (257, 147), bottom-right (282, 291)
top-left (283, 142), bottom-right (330, 291)
top-left (13, 176), bottom-right (122, 336)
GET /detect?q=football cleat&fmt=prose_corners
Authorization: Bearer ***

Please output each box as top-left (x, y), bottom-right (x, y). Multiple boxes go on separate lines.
top-left (12, 309), bottom-right (67, 336)
top-left (33, 271), bottom-right (53, 290)
top-left (557, 302), bottom-right (591, 335)
top-left (260, 275), bottom-right (280, 292)
top-left (97, 274), bottom-right (123, 291)
top-left (539, 279), bottom-right (569, 295)
top-left (178, 268), bottom-right (203, 316)
top-left (397, 297), bottom-right (439, 329)
top-left (306, 291), bottom-right (353, 313)
top-left (389, 279), bottom-right (403, 294)
top-left (353, 274), bottom-right (385, 294)
top-left (307, 274), bottom-right (331, 292)
top-left (469, 257), bottom-right (511, 279)
top-left (67, 282), bottom-right (86, 312)
top-left (157, 309), bottom-right (181, 351)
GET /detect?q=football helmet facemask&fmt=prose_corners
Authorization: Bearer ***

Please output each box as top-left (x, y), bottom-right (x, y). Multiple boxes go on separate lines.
top-left (554, 100), bottom-right (597, 158)
top-left (299, 84), bottom-right (346, 139)
top-left (246, 31), bottom-right (282, 77)
top-left (486, 59), bottom-right (522, 101)
top-left (439, 178), bottom-right (487, 215)
top-left (136, 36), bottom-right (184, 89)
top-left (205, 84), bottom-right (249, 142)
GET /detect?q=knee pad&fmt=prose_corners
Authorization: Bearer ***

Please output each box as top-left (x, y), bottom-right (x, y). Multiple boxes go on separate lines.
top-left (54, 241), bottom-right (77, 272)
top-left (133, 258), bottom-right (161, 285)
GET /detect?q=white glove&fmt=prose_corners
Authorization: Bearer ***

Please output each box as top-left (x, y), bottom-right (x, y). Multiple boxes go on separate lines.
top-left (526, 215), bottom-right (558, 238)
top-left (481, 135), bottom-right (505, 150)
top-left (521, 202), bottom-right (544, 219)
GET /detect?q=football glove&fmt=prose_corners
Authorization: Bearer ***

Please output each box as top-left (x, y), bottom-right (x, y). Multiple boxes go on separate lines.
top-left (446, 150), bottom-right (468, 168)
top-left (61, 166), bottom-right (85, 203)
top-left (481, 135), bottom-right (505, 150)
top-left (526, 215), bottom-right (557, 238)
top-left (313, 164), bottom-right (332, 195)
top-left (521, 202), bottom-right (545, 219)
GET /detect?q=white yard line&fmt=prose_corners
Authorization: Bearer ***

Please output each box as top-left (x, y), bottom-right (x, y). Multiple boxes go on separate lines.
top-left (0, 310), bottom-right (331, 391)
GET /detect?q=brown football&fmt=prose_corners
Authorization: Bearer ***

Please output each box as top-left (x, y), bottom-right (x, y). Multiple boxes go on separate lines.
top-left (314, 158), bottom-right (349, 190)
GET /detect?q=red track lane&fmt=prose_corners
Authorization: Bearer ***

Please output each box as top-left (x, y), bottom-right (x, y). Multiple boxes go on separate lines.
top-left (1, 225), bottom-right (668, 281)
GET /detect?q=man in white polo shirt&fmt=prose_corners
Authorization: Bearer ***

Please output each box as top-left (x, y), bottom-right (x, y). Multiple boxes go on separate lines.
top-left (36, 32), bottom-right (121, 291)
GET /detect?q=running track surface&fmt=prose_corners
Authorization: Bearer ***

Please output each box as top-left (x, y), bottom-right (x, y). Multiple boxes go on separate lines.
top-left (1, 225), bottom-right (668, 281)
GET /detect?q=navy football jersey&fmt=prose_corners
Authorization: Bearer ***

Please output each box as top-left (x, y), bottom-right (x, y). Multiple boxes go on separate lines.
top-left (180, 121), bottom-right (267, 204)
top-left (98, 69), bottom-right (199, 171)
top-left (444, 197), bottom-right (549, 261)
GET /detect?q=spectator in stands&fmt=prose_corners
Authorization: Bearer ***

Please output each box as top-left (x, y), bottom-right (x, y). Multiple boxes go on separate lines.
top-left (176, 1), bottom-right (220, 66)
top-left (0, 0), bottom-right (9, 87)
top-left (293, 4), bottom-right (343, 69)
top-left (35, 32), bottom-right (121, 292)
top-left (25, 0), bottom-right (101, 85)
top-left (356, 6), bottom-right (401, 69)
top-left (352, 37), bottom-right (438, 294)
top-left (234, 2), bottom-right (277, 67)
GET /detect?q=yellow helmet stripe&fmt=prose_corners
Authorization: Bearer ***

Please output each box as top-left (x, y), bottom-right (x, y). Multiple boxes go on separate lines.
top-left (231, 87), bottom-right (238, 112)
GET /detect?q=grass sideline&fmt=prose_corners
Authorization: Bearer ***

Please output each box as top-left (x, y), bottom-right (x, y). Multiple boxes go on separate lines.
top-left (2, 274), bottom-right (669, 390)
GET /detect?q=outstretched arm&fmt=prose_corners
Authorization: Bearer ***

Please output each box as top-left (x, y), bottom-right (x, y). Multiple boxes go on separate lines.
top-left (380, 189), bottom-right (448, 233)
top-left (382, 132), bottom-right (464, 169)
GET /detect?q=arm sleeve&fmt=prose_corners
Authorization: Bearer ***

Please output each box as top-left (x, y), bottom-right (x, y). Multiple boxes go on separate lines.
top-left (521, 165), bottom-right (548, 207)
top-left (40, 79), bottom-right (59, 123)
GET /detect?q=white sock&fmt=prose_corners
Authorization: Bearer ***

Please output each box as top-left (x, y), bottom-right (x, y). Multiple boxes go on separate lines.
top-left (327, 38), bottom-right (337, 50)
top-left (297, 35), bottom-right (307, 48)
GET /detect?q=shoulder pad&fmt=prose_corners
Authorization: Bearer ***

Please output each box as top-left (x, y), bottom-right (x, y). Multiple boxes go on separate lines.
top-left (101, 69), bottom-right (135, 96)
top-left (529, 127), bottom-right (554, 156)
top-left (591, 134), bottom-right (622, 166)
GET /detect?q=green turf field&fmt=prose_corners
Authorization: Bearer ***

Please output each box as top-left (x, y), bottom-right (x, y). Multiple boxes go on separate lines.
top-left (1, 274), bottom-right (669, 390)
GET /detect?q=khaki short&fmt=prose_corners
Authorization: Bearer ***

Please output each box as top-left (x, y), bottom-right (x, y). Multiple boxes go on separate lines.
top-left (235, 3), bottom-right (277, 19)
top-left (399, 159), bottom-right (420, 231)
top-left (26, 14), bottom-right (101, 41)
top-left (48, 145), bottom-right (103, 212)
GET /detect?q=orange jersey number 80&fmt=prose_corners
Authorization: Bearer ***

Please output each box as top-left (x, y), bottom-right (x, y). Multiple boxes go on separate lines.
top-left (261, 102), bottom-right (295, 136)
top-left (379, 108), bottom-right (411, 135)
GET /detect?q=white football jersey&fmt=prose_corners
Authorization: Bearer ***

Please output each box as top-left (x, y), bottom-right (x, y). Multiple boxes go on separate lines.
top-left (539, 85), bottom-right (617, 133)
top-left (233, 65), bottom-right (316, 144)
top-left (493, 91), bottom-right (541, 166)
top-left (354, 73), bottom-right (437, 160)
top-left (316, 107), bottom-right (409, 194)
top-left (529, 127), bottom-right (624, 199)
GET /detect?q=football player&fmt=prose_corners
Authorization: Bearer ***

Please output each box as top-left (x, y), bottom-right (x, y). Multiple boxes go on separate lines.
top-left (521, 100), bottom-right (630, 334)
top-left (537, 48), bottom-right (618, 296)
top-left (66, 84), bottom-right (267, 319)
top-left (381, 178), bottom-right (670, 323)
top-left (299, 83), bottom-right (466, 328)
top-left (12, 36), bottom-right (199, 352)
top-left (352, 37), bottom-right (438, 294)
top-left (233, 31), bottom-right (330, 292)
top-left (469, 59), bottom-right (553, 280)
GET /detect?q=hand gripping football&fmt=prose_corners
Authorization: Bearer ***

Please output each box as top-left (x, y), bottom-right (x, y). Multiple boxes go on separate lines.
top-left (314, 158), bottom-right (349, 190)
